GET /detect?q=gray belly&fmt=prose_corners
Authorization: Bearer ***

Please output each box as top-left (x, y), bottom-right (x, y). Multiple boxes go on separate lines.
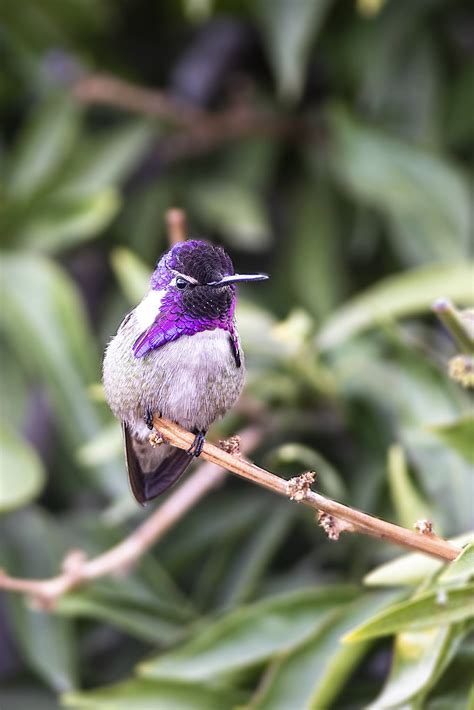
top-left (103, 314), bottom-right (245, 439)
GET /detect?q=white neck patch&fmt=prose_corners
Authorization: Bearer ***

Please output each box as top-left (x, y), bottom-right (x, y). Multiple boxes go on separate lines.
top-left (135, 290), bottom-right (165, 330)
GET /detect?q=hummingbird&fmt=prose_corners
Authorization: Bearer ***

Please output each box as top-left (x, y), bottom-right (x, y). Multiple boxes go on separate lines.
top-left (103, 239), bottom-right (268, 504)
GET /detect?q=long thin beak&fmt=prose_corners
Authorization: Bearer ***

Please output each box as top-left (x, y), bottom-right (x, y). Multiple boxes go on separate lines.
top-left (207, 273), bottom-right (269, 287)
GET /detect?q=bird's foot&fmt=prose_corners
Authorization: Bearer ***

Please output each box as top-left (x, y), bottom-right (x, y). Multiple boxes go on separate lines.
top-left (188, 431), bottom-right (206, 457)
top-left (145, 408), bottom-right (164, 446)
top-left (145, 408), bottom-right (163, 431)
top-left (144, 408), bottom-right (155, 431)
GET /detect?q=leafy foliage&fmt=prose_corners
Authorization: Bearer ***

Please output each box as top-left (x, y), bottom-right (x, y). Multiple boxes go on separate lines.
top-left (1, 1), bottom-right (473, 708)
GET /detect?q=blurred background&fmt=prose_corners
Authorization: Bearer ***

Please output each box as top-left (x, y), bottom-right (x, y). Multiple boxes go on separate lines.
top-left (1, 0), bottom-right (473, 708)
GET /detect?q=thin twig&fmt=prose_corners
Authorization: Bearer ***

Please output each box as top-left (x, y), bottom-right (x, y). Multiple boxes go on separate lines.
top-left (153, 417), bottom-right (461, 562)
top-left (0, 427), bottom-right (262, 610)
top-left (166, 208), bottom-right (187, 244)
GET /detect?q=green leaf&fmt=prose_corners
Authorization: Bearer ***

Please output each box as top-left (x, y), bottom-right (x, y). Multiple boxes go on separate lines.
top-left (256, 0), bottom-right (332, 101)
top-left (7, 93), bottom-right (80, 199)
top-left (116, 182), bottom-right (171, 261)
top-left (432, 298), bottom-right (474, 355)
top-left (403, 429), bottom-right (473, 536)
top-left (344, 585), bottom-right (474, 642)
top-left (364, 532), bottom-right (474, 587)
top-left (139, 586), bottom-right (357, 681)
top-left (2, 510), bottom-right (78, 692)
top-left (0, 254), bottom-right (123, 495)
top-left (438, 544), bottom-right (474, 586)
top-left (344, 14), bottom-right (439, 145)
top-left (317, 262), bottom-right (474, 350)
top-left (111, 247), bottom-right (150, 304)
top-left (0, 424), bottom-right (45, 512)
top-left (62, 678), bottom-right (243, 710)
top-left (57, 121), bottom-right (154, 197)
top-left (159, 493), bottom-right (269, 574)
top-left (332, 334), bottom-right (466, 429)
top-left (76, 423), bottom-right (122, 467)
top-left (446, 64), bottom-right (474, 147)
top-left (0, 343), bottom-right (30, 430)
top-left (56, 509), bottom-right (193, 606)
top-left (56, 590), bottom-right (188, 645)
top-left (8, 597), bottom-right (78, 693)
top-left (219, 137), bottom-right (277, 192)
top-left (251, 592), bottom-right (395, 710)
top-left (424, 636), bottom-right (474, 710)
top-left (388, 443), bottom-right (432, 530)
top-left (217, 505), bottom-right (295, 609)
top-left (13, 188), bottom-right (120, 251)
top-left (285, 183), bottom-right (345, 322)
top-left (327, 106), bottom-right (471, 264)
top-left (249, 307), bottom-right (310, 358)
top-left (372, 626), bottom-right (463, 709)
top-left (189, 181), bottom-right (271, 251)
top-left (0, 684), bottom-right (59, 710)
top-left (49, 515), bottom-right (195, 641)
top-left (428, 415), bottom-right (474, 465)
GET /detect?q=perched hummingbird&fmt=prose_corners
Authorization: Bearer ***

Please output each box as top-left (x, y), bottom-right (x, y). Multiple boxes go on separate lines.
top-left (103, 239), bottom-right (268, 504)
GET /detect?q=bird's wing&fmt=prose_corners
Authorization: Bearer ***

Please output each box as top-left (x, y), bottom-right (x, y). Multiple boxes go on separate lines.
top-left (122, 423), bottom-right (192, 505)
top-left (229, 331), bottom-right (241, 367)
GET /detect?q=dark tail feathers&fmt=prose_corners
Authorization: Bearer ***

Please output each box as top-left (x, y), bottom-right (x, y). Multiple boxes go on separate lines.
top-left (122, 424), bottom-right (192, 505)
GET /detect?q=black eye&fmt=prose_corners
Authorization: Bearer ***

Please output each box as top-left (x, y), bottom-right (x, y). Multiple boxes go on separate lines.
top-left (175, 277), bottom-right (189, 290)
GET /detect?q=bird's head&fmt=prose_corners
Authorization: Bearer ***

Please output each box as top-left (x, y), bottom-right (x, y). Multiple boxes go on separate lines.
top-left (132, 240), bottom-right (268, 358)
top-left (151, 240), bottom-right (268, 321)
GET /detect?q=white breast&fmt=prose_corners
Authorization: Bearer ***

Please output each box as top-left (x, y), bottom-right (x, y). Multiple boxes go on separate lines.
top-left (135, 290), bottom-right (165, 330)
top-left (147, 328), bottom-right (245, 433)
top-left (186, 328), bottom-right (236, 363)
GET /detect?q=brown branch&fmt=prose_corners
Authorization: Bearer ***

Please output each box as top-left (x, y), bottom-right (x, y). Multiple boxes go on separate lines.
top-left (0, 426), bottom-right (263, 610)
top-left (73, 74), bottom-right (204, 128)
top-left (153, 417), bottom-right (461, 562)
top-left (72, 73), bottom-right (313, 165)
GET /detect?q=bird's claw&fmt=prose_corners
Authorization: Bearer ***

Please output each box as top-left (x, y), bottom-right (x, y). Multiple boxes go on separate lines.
top-left (144, 408), bottom-right (154, 431)
top-left (188, 431), bottom-right (205, 457)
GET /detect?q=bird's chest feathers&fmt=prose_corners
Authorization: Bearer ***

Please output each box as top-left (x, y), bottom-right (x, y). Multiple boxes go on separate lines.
top-left (151, 329), bottom-right (239, 380)
top-left (180, 329), bottom-right (236, 370)
top-left (144, 329), bottom-right (244, 431)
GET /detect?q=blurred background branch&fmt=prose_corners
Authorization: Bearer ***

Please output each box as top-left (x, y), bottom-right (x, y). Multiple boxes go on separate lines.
top-left (73, 72), bottom-right (311, 166)
top-left (0, 427), bottom-right (263, 611)
top-left (73, 74), bottom-right (206, 127)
